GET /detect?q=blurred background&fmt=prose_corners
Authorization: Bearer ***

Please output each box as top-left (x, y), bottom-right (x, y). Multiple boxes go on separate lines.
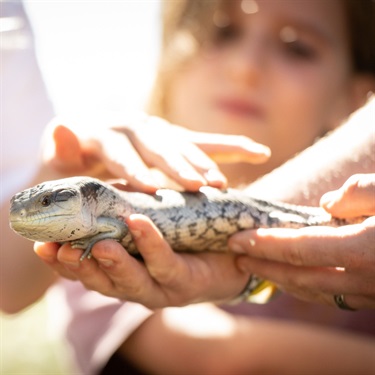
top-left (25, 0), bottom-right (161, 113)
top-left (1, 1), bottom-right (161, 373)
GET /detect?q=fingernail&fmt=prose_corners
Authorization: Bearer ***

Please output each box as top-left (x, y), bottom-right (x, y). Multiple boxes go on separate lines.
top-left (204, 169), bottom-right (227, 186)
top-left (254, 144), bottom-right (271, 157)
top-left (97, 258), bottom-right (114, 267)
top-left (135, 173), bottom-right (160, 188)
top-left (178, 170), bottom-right (206, 184)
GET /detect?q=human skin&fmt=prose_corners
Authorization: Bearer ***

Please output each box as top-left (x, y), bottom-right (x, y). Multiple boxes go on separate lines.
top-left (1, 114), bottom-right (267, 313)
top-left (34, 123), bottom-right (375, 373)
top-left (165, 0), bottom-right (373, 185)
top-left (34, 173), bottom-right (375, 309)
top-left (32, 121), bottom-right (257, 307)
top-left (34, 106), bottom-right (375, 308)
top-left (5, 0), bottom-right (373, 314)
top-left (8, 0), bottom-right (373, 373)
top-left (230, 173), bottom-right (375, 310)
top-left (118, 306), bottom-right (375, 375)
top-left (33, 0), bottom-right (375, 309)
top-left (4, 1), bottom-right (375, 374)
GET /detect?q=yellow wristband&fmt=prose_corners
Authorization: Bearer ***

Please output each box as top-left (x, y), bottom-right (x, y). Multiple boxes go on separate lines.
top-left (231, 276), bottom-right (280, 304)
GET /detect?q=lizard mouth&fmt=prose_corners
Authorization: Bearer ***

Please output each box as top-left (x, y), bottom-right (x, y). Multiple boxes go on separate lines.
top-left (9, 212), bottom-right (74, 223)
top-left (9, 213), bottom-right (76, 232)
top-left (10, 213), bottom-right (79, 242)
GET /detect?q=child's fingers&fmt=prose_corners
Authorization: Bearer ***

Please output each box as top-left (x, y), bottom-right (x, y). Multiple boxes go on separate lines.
top-left (126, 214), bottom-right (191, 287)
top-left (189, 132), bottom-right (271, 164)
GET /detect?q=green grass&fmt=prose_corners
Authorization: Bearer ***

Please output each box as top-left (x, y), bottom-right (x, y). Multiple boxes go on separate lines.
top-left (0, 297), bottom-right (71, 375)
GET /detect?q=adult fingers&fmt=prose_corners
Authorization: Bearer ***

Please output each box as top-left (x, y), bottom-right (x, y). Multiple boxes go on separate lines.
top-left (280, 287), bottom-right (374, 310)
top-left (34, 242), bottom-right (78, 280)
top-left (90, 239), bottom-right (168, 306)
top-left (229, 222), bottom-right (375, 269)
top-left (52, 243), bottom-right (123, 296)
top-left (321, 174), bottom-right (375, 217)
top-left (338, 294), bottom-right (375, 310)
top-left (90, 216), bottom-right (197, 307)
top-left (236, 257), bottom-right (375, 309)
top-left (283, 286), bottom-right (375, 310)
top-left (126, 215), bottom-right (251, 304)
top-left (125, 214), bottom-right (192, 289)
top-left (236, 257), bottom-right (374, 296)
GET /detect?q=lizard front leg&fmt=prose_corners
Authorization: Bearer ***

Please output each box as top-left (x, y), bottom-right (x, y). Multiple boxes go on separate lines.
top-left (70, 217), bottom-right (128, 261)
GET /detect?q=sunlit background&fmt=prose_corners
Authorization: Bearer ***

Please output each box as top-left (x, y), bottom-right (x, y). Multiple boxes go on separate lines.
top-left (1, 1), bottom-right (161, 373)
top-left (26, 0), bottom-right (161, 114)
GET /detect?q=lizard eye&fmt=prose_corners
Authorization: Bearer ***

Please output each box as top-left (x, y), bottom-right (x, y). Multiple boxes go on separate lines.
top-left (41, 195), bottom-right (52, 207)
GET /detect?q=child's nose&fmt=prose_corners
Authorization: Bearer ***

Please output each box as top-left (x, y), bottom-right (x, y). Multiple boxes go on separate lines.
top-left (224, 36), bottom-right (267, 84)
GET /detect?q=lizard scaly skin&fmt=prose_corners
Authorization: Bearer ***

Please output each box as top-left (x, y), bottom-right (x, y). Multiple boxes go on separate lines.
top-left (9, 176), bottom-right (362, 303)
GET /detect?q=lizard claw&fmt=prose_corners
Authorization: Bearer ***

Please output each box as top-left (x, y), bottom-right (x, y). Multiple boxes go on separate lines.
top-left (72, 218), bottom-right (129, 261)
top-left (79, 245), bottom-right (94, 261)
top-left (69, 238), bottom-right (95, 261)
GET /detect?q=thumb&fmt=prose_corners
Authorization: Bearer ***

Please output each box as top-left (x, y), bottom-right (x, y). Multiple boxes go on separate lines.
top-left (44, 123), bottom-right (85, 171)
top-left (320, 174), bottom-right (375, 218)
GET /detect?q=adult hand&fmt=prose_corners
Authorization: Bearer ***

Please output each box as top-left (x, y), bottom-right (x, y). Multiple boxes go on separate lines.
top-left (41, 112), bottom-right (270, 193)
top-left (229, 174), bottom-right (375, 310)
top-left (32, 111), bottom-right (269, 307)
top-left (35, 214), bottom-right (250, 308)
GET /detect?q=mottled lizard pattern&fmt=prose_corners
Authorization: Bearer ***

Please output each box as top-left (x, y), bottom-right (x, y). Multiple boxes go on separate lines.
top-left (10, 176), bottom-right (357, 262)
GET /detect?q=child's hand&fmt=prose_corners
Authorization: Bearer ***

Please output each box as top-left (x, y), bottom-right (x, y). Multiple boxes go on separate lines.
top-left (41, 113), bottom-right (270, 192)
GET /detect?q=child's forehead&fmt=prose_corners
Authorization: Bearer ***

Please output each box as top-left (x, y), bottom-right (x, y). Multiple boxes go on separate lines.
top-left (222, 0), bottom-right (348, 42)
top-left (225, 0), bottom-right (345, 24)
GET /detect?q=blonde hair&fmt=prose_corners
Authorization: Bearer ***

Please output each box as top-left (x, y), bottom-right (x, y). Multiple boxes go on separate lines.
top-left (147, 1), bottom-right (216, 117)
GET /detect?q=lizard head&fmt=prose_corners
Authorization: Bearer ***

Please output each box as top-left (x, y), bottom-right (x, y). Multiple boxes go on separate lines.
top-left (9, 178), bottom-right (84, 242)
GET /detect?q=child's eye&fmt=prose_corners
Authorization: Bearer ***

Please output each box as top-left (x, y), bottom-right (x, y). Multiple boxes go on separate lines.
top-left (212, 24), bottom-right (242, 46)
top-left (279, 26), bottom-right (317, 61)
top-left (282, 40), bottom-right (317, 60)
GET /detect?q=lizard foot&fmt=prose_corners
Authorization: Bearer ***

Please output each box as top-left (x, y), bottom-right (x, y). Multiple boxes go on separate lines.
top-left (71, 217), bottom-right (128, 261)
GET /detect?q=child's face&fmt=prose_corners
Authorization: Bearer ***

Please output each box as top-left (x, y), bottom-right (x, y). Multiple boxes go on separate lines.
top-left (167, 0), bottom-right (359, 185)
